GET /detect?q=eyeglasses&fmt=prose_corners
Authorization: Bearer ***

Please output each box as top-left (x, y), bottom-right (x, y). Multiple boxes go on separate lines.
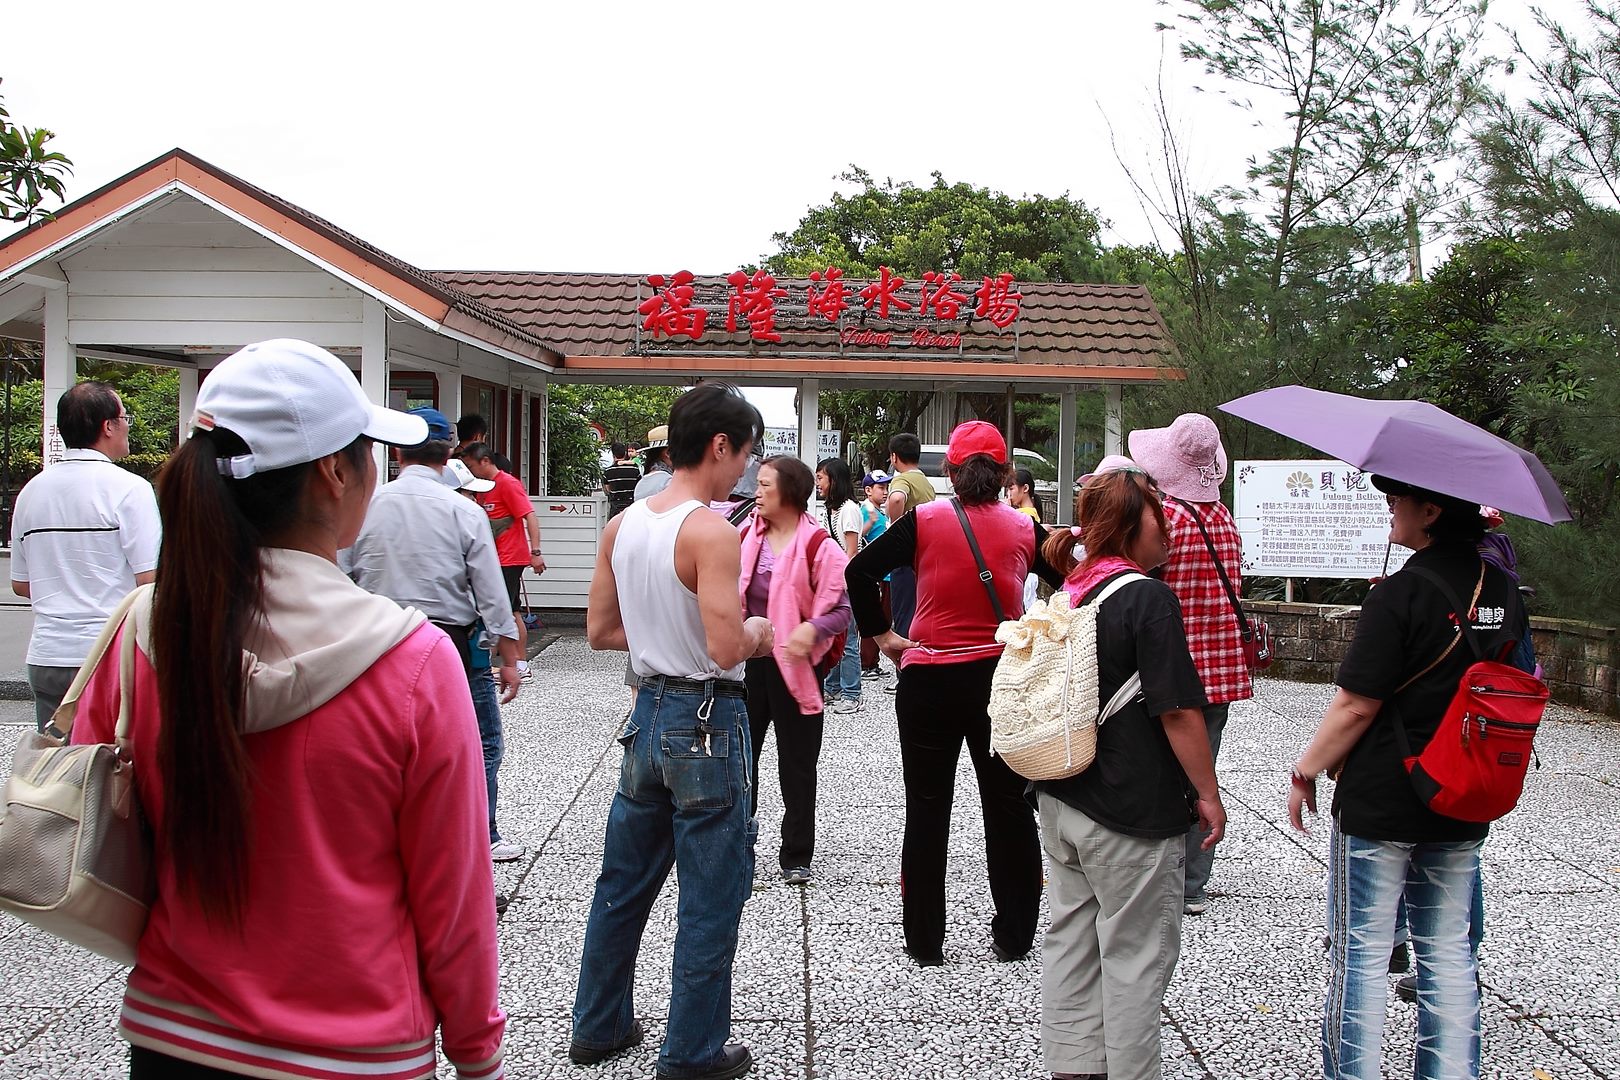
top-left (111, 414), bottom-right (133, 426)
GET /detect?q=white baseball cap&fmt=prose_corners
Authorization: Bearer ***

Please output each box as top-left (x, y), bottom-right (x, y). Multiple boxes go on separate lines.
top-left (443, 458), bottom-right (496, 492)
top-left (194, 339), bottom-right (428, 478)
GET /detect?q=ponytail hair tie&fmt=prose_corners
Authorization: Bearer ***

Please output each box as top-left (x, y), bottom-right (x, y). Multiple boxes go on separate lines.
top-left (1070, 525), bottom-right (1083, 538)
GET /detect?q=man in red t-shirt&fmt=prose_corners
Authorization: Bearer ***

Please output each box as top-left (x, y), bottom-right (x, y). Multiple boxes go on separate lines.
top-left (461, 442), bottom-right (546, 678)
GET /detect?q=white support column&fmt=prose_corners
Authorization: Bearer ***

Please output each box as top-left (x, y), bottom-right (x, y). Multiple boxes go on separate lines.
top-left (798, 378), bottom-right (819, 468)
top-left (361, 298), bottom-right (389, 471)
top-left (442, 369), bottom-right (462, 429)
top-left (534, 382), bottom-right (549, 497)
top-left (1057, 389), bottom-right (1077, 524)
top-left (42, 286), bottom-right (72, 465)
top-left (1104, 385), bottom-right (1123, 458)
top-left (177, 367), bottom-right (199, 444)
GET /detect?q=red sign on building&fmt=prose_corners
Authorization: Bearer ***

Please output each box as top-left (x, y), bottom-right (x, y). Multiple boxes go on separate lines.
top-left (636, 266), bottom-right (1022, 346)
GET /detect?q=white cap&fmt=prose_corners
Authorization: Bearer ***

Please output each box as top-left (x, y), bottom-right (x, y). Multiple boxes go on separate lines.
top-left (194, 339), bottom-right (428, 478)
top-left (443, 458), bottom-right (495, 492)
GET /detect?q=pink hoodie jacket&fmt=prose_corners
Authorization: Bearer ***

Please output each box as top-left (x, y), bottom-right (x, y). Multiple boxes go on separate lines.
top-left (72, 552), bottom-right (504, 1080)
top-left (738, 511), bottom-right (849, 713)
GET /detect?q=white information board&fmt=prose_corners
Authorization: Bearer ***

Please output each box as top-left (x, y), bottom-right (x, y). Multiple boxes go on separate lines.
top-left (525, 494), bottom-right (607, 610)
top-left (762, 427), bottom-right (843, 459)
top-left (1233, 460), bottom-right (1412, 579)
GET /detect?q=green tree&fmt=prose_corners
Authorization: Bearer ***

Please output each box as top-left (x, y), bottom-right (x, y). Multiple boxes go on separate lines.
top-left (0, 79), bottom-right (72, 224)
top-left (1165, 0), bottom-right (1488, 311)
top-left (548, 383), bottom-right (682, 446)
top-left (545, 383), bottom-right (679, 496)
top-left (1457, 1), bottom-right (1620, 621)
top-left (766, 168), bottom-right (1118, 466)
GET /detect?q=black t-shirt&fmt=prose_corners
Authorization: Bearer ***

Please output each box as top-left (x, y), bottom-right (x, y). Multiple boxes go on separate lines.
top-left (1036, 572), bottom-right (1210, 839)
top-left (603, 463), bottom-right (641, 516)
top-left (1333, 541), bottom-right (1529, 843)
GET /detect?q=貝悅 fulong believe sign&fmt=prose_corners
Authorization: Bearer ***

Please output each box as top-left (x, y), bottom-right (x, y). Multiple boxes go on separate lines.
top-left (1232, 460), bottom-right (1413, 579)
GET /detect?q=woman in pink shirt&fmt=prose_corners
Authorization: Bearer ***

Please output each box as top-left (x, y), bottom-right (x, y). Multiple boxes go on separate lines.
top-left (71, 340), bottom-right (505, 1080)
top-left (739, 455), bottom-right (850, 887)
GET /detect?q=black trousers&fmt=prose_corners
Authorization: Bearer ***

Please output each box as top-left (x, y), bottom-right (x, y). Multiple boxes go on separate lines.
top-left (431, 620), bottom-right (475, 680)
top-left (745, 656), bottom-right (825, 870)
top-left (131, 1047), bottom-right (241, 1078)
top-left (895, 656), bottom-right (1043, 960)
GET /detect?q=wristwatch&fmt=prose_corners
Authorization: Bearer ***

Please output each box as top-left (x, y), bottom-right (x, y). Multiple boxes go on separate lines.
top-left (530, 548), bottom-right (543, 556)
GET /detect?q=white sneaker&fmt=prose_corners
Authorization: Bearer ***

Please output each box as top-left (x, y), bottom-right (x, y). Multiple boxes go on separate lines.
top-left (517, 661), bottom-right (533, 681)
top-left (490, 839), bottom-right (526, 862)
top-left (832, 698), bottom-right (860, 715)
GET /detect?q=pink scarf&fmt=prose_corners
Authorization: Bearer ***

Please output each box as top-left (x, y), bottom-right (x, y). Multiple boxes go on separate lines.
top-left (1062, 556), bottom-right (1145, 606)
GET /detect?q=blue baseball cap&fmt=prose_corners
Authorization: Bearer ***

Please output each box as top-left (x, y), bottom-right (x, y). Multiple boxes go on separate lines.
top-left (407, 406), bottom-right (453, 443)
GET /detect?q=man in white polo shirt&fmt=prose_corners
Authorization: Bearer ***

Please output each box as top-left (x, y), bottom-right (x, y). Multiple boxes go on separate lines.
top-left (9, 381), bottom-right (161, 730)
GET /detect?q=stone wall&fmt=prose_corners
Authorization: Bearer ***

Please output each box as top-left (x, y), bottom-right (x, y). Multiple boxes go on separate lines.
top-left (1244, 600), bottom-right (1620, 717)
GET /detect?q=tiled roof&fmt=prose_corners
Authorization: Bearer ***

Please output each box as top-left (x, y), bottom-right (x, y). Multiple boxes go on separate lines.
top-left (0, 149), bottom-right (561, 366)
top-left (431, 272), bottom-right (1180, 370)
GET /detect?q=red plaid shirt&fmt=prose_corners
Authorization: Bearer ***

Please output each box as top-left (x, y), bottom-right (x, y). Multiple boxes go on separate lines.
top-left (1160, 498), bottom-right (1253, 704)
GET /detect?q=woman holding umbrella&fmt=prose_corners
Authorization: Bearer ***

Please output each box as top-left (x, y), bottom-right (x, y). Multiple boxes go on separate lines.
top-left (1287, 476), bottom-right (1529, 1080)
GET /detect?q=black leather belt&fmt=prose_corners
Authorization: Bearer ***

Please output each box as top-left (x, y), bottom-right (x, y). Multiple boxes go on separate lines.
top-left (642, 674), bottom-right (748, 698)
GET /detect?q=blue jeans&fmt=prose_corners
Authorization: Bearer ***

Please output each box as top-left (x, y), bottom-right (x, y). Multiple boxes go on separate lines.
top-left (571, 680), bottom-right (756, 1077)
top-left (1325, 825), bottom-right (1483, 1080)
top-left (470, 666), bottom-right (504, 844)
top-left (1183, 703), bottom-right (1228, 900)
top-left (1392, 866), bottom-right (1486, 959)
top-left (821, 616), bottom-right (861, 702)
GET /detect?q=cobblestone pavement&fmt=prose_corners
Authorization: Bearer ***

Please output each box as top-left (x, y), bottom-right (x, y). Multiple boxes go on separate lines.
top-left (2, 635), bottom-right (1618, 1078)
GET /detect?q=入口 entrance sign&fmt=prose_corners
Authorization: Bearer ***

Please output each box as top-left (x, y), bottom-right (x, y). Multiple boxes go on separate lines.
top-left (635, 266), bottom-right (1022, 349)
top-left (1233, 460), bottom-right (1413, 579)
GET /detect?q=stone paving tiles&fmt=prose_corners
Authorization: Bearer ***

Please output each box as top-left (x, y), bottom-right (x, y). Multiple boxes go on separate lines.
top-left (2, 636), bottom-right (1619, 1078)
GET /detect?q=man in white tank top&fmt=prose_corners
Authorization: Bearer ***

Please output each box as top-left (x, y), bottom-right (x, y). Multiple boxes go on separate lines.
top-left (570, 384), bottom-right (774, 1080)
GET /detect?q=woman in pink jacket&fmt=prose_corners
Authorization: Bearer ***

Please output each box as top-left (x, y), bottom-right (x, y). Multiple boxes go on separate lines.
top-left (739, 455), bottom-right (850, 887)
top-left (71, 339), bottom-right (505, 1080)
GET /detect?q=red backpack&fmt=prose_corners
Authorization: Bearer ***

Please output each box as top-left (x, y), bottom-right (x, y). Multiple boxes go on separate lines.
top-left (1393, 565), bottom-right (1547, 823)
top-left (805, 529), bottom-right (848, 684)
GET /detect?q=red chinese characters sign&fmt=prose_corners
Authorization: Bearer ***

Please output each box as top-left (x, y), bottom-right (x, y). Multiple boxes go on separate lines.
top-left (638, 265), bottom-right (1022, 346)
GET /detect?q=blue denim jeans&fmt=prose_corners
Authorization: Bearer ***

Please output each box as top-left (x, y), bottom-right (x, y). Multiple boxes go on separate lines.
top-left (571, 680), bottom-right (756, 1078)
top-left (1183, 703), bottom-right (1228, 900)
top-left (1324, 824), bottom-right (1483, 1080)
top-left (469, 666), bottom-right (504, 844)
top-left (821, 617), bottom-right (862, 702)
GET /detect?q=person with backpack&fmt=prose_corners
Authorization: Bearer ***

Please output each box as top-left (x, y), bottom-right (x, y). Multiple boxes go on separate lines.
top-left (816, 457), bottom-right (865, 715)
top-left (1288, 476), bottom-right (1530, 1080)
top-left (739, 455), bottom-right (850, 887)
top-left (845, 422), bottom-right (1062, 968)
top-left (1034, 465), bottom-right (1224, 1080)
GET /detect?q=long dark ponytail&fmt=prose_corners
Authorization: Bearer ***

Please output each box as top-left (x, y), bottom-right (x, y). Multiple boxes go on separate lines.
top-left (152, 426), bottom-right (367, 926)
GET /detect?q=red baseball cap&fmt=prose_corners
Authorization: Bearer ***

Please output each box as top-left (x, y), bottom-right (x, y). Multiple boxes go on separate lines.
top-left (946, 420), bottom-right (1008, 465)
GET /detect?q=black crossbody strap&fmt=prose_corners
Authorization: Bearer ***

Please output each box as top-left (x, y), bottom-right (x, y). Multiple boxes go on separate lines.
top-left (1169, 497), bottom-right (1250, 636)
top-left (1386, 562), bottom-right (1487, 763)
top-left (1404, 565), bottom-right (1488, 663)
top-left (950, 497), bottom-right (1008, 623)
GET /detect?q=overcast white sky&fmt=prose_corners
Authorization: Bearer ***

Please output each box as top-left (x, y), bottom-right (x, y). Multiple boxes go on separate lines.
top-left (0, 0), bottom-right (1591, 424)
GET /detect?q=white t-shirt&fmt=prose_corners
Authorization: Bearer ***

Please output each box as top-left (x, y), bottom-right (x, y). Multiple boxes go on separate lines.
top-left (825, 500), bottom-right (864, 552)
top-left (9, 450), bottom-right (162, 666)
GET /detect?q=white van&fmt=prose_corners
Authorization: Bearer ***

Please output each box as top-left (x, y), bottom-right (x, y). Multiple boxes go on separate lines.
top-left (917, 444), bottom-right (1059, 502)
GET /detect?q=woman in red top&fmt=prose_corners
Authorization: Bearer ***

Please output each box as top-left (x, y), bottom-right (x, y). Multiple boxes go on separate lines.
top-left (845, 421), bottom-right (1062, 966)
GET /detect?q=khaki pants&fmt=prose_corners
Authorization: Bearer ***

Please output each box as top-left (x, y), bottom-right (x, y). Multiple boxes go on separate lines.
top-left (1038, 793), bottom-right (1184, 1080)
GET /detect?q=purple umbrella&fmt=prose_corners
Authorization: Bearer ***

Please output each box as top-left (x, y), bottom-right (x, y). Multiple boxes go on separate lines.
top-left (1218, 385), bottom-right (1572, 524)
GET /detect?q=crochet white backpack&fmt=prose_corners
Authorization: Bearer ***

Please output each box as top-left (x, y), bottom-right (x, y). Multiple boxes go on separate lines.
top-left (988, 574), bottom-right (1147, 781)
